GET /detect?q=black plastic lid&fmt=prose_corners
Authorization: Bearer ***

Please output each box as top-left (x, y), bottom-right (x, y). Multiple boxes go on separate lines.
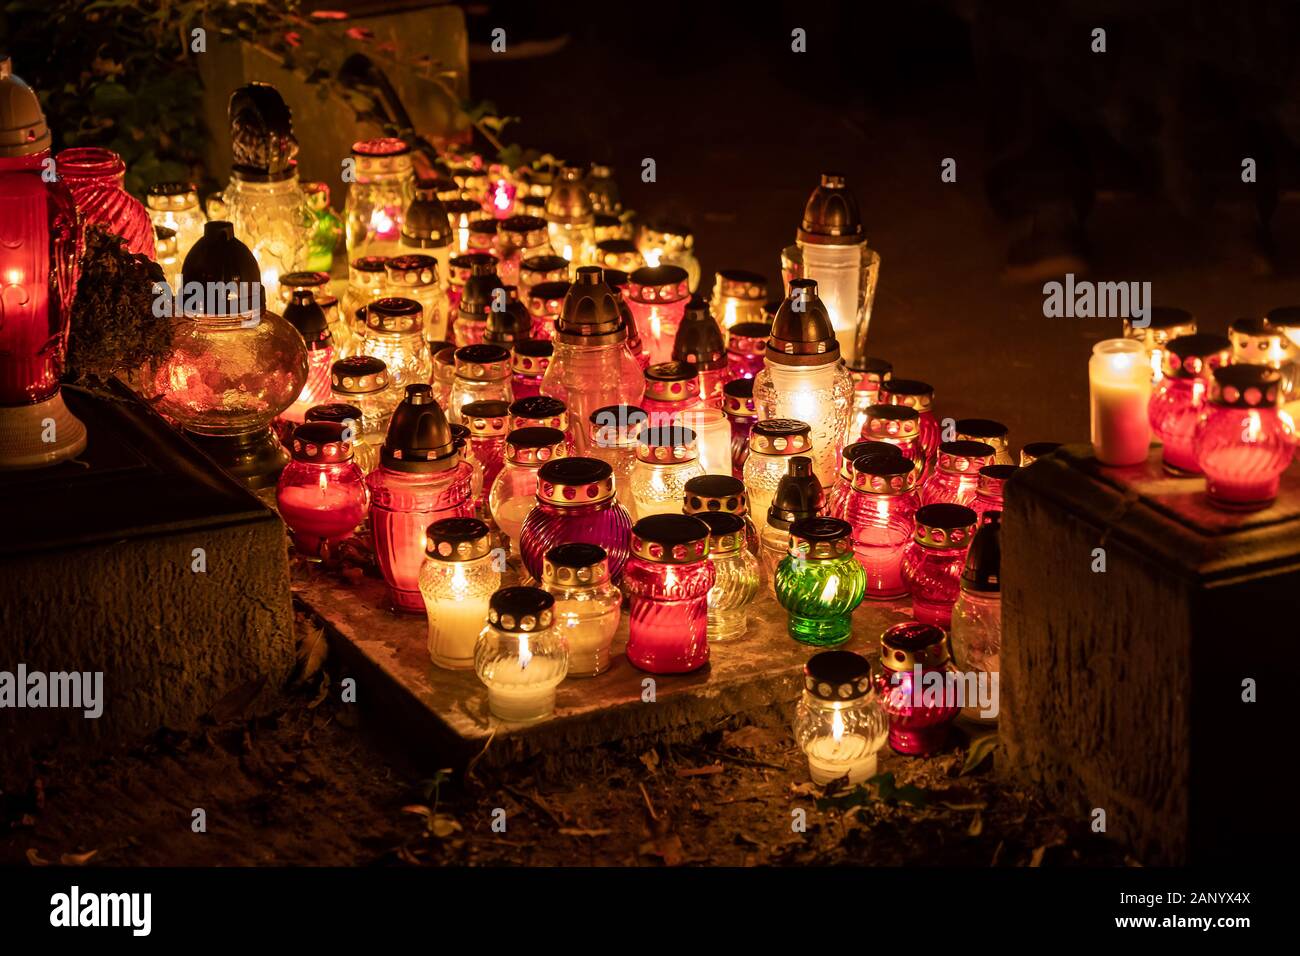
top-left (884, 378), bottom-right (934, 399)
top-left (684, 474), bottom-right (745, 499)
top-left (402, 190), bottom-right (451, 247)
top-left (752, 418), bottom-right (811, 439)
top-left (848, 354), bottom-right (893, 376)
top-left (916, 502), bottom-right (978, 532)
top-left (462, 399), bottom-right (510, 420)
top-left (954, 418), bottom-right (1007, 442)
top-left (603, 268), bottom-right (629, 290)
top-left (803, 650), bottom-right (873, 701)
top-left (723, 377), bottom-right (755, 399)
top-left (1020, 441), bottom-right (1061, 461)
top-left (632, 513), bottom-right (710, 546)
top-left (766, 278), bottom-right (838, 365)
top-left (843, 439), bottom-right (901, 465)
top-left (380, 384), bottom-right (458, 473)
top-left (537, 455), bottom-right (612, 486)
top-left (767, 456), bottom-right (824, 528)
top-left (557, 267), bottom-right (624, 343)
top-left (511, 395), bottom-right (567, 421)
top-left (487, 586), bottom-right (556, 632)
top-left (672, 297), bottom-right (726, 369)
top-left (728, 320), bottom-right (773, 341)
top-left (1148, 306), bottom-right (1195, 330)
top-left (961, 513), bottom-right (1001, 592)
top-left (306, 402), bottom-right (363, 425)
top-left (546, 542), bottom-right (607, 569)
top-left (506, 425), bottom-right (566, 449)
top-left (514, 338), bottom-right (554, 359)
top-left (284, 290), bottom-right (331, 349)
top-left (854, 453), bottom-right (914, 478)
top-left (180, 222), bottom-right (262, 312)
top-left (228, 83), bottom-right (298, 182)
top-left (695, 511), bottom-right (745, 537)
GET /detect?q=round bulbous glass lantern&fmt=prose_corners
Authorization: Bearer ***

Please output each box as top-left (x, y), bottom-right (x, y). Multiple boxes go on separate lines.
top-left (794, 650), bottom-right (888, 785)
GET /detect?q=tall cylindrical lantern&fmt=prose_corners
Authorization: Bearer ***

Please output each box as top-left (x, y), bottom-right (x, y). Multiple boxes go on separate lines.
top-left (1089, 338), bottom-right (1152, 466)
top-left (344, 137), bottom-right (415, 258)
top-left (623, 514), bottom-right (715, 674)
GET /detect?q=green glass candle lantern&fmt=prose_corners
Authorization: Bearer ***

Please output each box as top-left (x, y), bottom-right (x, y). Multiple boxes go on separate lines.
top-left (775, 516), bottom-right (866, 646)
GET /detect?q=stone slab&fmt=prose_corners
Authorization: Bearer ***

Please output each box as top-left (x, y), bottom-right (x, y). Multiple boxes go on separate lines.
top-left (293, 568), bottom-right (912, 769)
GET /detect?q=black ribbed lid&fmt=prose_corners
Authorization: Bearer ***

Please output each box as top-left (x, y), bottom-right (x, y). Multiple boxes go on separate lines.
top-left (803, 650), bottom-right (872, 701)
top-left (884, 378), bottom-right (934, 399)
top-left (752, 418), bottom-right (811, 439)
top-left (916, 502), bottom-right (978, 531)
top-left (723, 377), bottom-right (754, 399)
top-left (537, 456), bottom-right (612, 485)
top-left (766, 279), bottom-right (838, 365)
top-left (511, 395), bottom-right (566, 421)
top-left (514, 339), bottom-right (554, 359)
top-left (854, 454), bottom-right (914, 478)
top-left (284, 290), bottom-right (331, 349)
top-left (505, 425), bottom-right (566, 449)
top-left (487, 586), bottom-right (555, 631)
top-left (767, 456), bottom-right (823, 528)
top-left (462, 399), bottom-right (510, 420)
top-left (305, 402), bottom-right (362, 424)
top-left (380, 384), bottom-right (458, 473)
top-left (961, 513), bottom-right (1001, 592)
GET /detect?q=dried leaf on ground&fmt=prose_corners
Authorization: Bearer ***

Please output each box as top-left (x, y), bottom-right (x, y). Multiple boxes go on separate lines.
top-left (60, 849), bottom-right (99, 866)
top-left (960, 734), bottom-right (998, 776)
top-left (721, 725), bottom-right (786, 751)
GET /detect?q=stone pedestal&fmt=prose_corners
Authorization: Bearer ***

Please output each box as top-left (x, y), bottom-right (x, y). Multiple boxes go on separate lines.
top-left (1001, 444), bottom-right (1299, 864)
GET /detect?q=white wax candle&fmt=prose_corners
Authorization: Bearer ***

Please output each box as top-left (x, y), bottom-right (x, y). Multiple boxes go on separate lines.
top-left (427, 574), bottom-right (490, 670)
top-left (1089, 339), bottom-right (1152, 466)
top-left (805, 734), bottom-right (877, 785)
top-left (679, 408), bottom-right (732, 477)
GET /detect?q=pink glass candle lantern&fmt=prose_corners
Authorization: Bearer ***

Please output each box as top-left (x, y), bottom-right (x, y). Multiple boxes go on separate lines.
top-left (276, 421), bottom-right (369, 561)
top-left (623, 514), bottom-right (716, 674)
top-left (920, 440), bottom-right (997, 508)
top-left (880, 379), bottom-right (938, 472)
top-left (1126, 306), bottom-right (1198, 384)
top-left (367, 384), bottom-right (474, 613)
top-left (710, 269), bottom-right (768, 333)
top-left (642, 360), bottom-right (703, 426)
top-left (489, 425), bottom-right (569, 551)
top-left (526, 280), bottom-right (569, 343)
top-left (723, 378), bottom-right (758, 477)
top-left (847, 356), bottom-right (892, 442)
top-left (673, 297), bottom-right (728, 408)
top-left (1089, 338), bottom-right (1152, 466)
top-left (466, 218), bottom-right (500, 260)
top-left (305, 401), bottom-right (373, 475)
top-left (955, 418), bottom-right (1013, 465)
top-left (684, 473), bottom-right (760, 556)
top-left (1149, 333), bottom-right (1233, 474)
top-left (511, 339), bottom-right (553, 400)
top-left (970, 464), bottom-right (1018, 524)
top-left (627, 265), bottom-right (691, 366)
top-left (519, 254), bottom-right (571, 296)
top-left (637, 222), bottom-right (700, 292)
top-left (846, 454), bottom-right (920, 600)
top-left (827, 440), bottom-right (902, 519)
top-left (874, 621), bottom-right (959, 756)
top-left (541, 267), bottom-right (645, 455)
top-left (588, 403), bottom-right (648, 518)
top-left (489, 172), bottom-right (519, 221)
top-left (520, 456), bottom-right (633, 583)
top-left (605, 268), bottom-right (651, 372)
top-left (725, 321), bottom-right (772, 383)
top-left (1194, 364), bottom-right (1295, 510)
top-left (448, 344), bottom-right (512, 423)
top-left (56, 147), bottom-right (155, 259)
top-left (448, 252), bottom-right (494, 317)
top-left (901, 503), bottom-right (978, 629)
top-left (460, 399), bottom-right (510, 519)
top-left (0, 59), bottom-right (88, 469)
top-left (344, 138), bottom-right (415, 258)
top-left (278, 291), bottom-right (336, 432)
top-left (859, 404), bottom-right (925, 480)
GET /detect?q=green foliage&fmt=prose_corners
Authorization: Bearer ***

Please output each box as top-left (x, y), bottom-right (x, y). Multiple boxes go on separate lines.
top-left (814, 772), bottom-right (932, 811)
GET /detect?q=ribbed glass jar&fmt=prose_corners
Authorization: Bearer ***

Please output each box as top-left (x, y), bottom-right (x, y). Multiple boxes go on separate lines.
top-left (1193, 364), bottom-right (1295, 510)
top-left (622, 515), bottom-right (715, 674)
top-left (900, 503), bottom-right (977, 629)
top-left (774, 517), bottom-right (865, 646)
top-left (448, 344), bottom-right (512, 423)
top-left (919, 441), bottom-right (997, 508)
top-left (360, 297), bottom-right (432, 394)
top-left (541, 543), bottom-right (622, 677)
top-left (587, 403), bottom-right (648, 520)
top-left (696, 512), bottom-right (759, 642)
top-left (794, 651), bottom-right (888, 785)
top-left (475, 587), bottom-right (568, 722)
top-left (519, 457), bottom-right (633, 583)
top-left (874, 622), bottom-right (959, 756)
top-left (742, 419), bottom-right (814, 531)
top-left (344, 138), bottom-right (416, 258)
top-left (845, 454), bottom-right (920, 600)
top-left (1149, 333), bottom-right (1233, 474)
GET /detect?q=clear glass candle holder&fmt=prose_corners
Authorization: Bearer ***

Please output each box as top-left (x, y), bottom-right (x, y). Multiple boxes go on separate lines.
top-left (775, 517), bottom-right (866, 646)
top-left (683, 473), bottom-right (760, 556)
top-left (419, 517), bottom-right (501, 669)
top-left (488, 426), bottom-right (568, 552)
top-left (588, 403), bottom-right (649, 520)
top-left (637, 222), bottom-right (700, 292)
top-left (386, 254), bottom-right (447, 344)
top-left (361, 297), bottom-right (433, 395)
top-left (542, 543), bottom-right (621, 677)
top-left (475, 587), bottom-right (568, 722)
top-left (724, 378), bottom-right (759, 477)
top-left (448, 344), bottom-right (513, 423)
top-left (497, 215), bottom-right (553, 288)
top-left (697, 512), bottom-right (760, 642)
top-left (950, 515), bottom-right (1002, 725)
top-left (710, 269), bottom-right (768, 334)
top-left (545, 166), bottom-right (596, 265)
top-left (146, 180), bottom-right (205, 264)
top-left (460, 399), bottom-right (510, 519)
top-left (794, 651), bottom-right (888, 785)
top-left (329, 356), bottom-right (395, 472)
top-left (631, 424), bottom-right (706, 518)
top-left (743, 418), bottom-right (814, 531)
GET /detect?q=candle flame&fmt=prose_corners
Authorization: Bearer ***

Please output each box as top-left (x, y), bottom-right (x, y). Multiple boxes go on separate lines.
top-left (518, 633), bottom-right (532, 670)
top-left (492, 180), bottom-right (513, 212)
top-left (1244, 409), bottom-right (1262, 442)
top-left (644, 247), bottom-right (663, 268)
top-left (5, 268), bottom-right (24, 286)
top-left (317, 469), bottom-right (328, 494)
top-left (831, 707), bottom-right (845, 743)
top-left (369, 207), bottom-right (396, 237)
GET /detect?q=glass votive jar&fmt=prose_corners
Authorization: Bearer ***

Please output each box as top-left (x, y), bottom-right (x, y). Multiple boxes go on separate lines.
top-left (743, 418), bottom-right (814, 530)
top-left (430, 342), bottom-right (456, 409)
top-left (475, 586), bottom-right (568, 722)
top-left (950, 515), bottom-right (1002, 725)
top-left (342, 255), bottom-right (390, 347)
top-left (1194, 364), bottom-right (1294, 510)
top-left (794, 650), bottom-right (888, 785)
top-left (605, 268), bottom-right (650, 371)
top-left (775, 517), bottom-right (866, 647)
top-left (146, 180), bottom-right (205, 263)
top-left (710, 269), bottom-right (768, 333)
top-left (361, 297), bottom-right (432, 394)
top-left (454, 260), bottom-right (504, 348)
top-left (954, 418), bottom-right (1013, 465)
top-left (845, 453), bottom-right (920, 600)
top-left (920, 440), bottom-right (997, 508)
top-left (725, 321), bottom-right (772, 382)
top-left (627, 265), bottom-right (691, 366)
top-left (497, 215), bottom-right (553, 288)
top-left (448, 344), bottom-right (512, 423)
top-left (541, 542), bottom-right (622, 677)
top-left (697, 512), bottom-right (760, 642)
top-left (466, 218), bottom-right (500, 260)
top-left (488, 426), bottom-right (568, 551)
top-left (594, 238), bottom-right (644, 274)
top-left (344, 137), bottom-right (415, 258)
top-left (642, 360), bottom-right (703, 426)
top-left (420, 517), bottom-right (501, 669)
top-left (760, 455), bottom-right (825, 587)
top-left (1018, 441), bottom-right (1061, 466)
top-left (519, 253), bottom-right (571, 296)
top-left (512, 339), bottom-right (554, 400)
top-left (278, 290), bottom-right (337, 431)
top-left (970, 464), bottom-right (1019, 524)
top-left (879, 378), bottom-right (938, 471)
top-left (677, 407), bottom-right (733, 478)
top-left (860, 403), bottom-right (925, 480)
top-left (826, 440), bottom-right (902, 519)
top-left (683, 473), bottom-right (759, 556)
top-left (637, 222), bottom-right (700, 292)
top-left (280, 270), bottom-right (345, 348)
top-left (520, 456), bottom-right (633, 583)
top-left (386, 254), bottom-right (446, 344)
top-left (510, 395), bottom-right (573, 451)
top-left (723, 378), bottom-right (758, 477)
top-left (1149, 333), bottom-right (1234, 474)
top-left (588, 403), bottom-right (648, 519)
top-left (1125, 306), bottom-right (1197, 384)
top-left (632, 424), bottom-right (706, 518)
top-left (446, 198), bottom-right (488, 256)
top-left (587, 163), bottom-right (621, 216)
top-left (305, 402), bottom-right (375, 477)
top-left (545, 166), bottom-right (597, 265)
top-left (1090, 338), bottom-right (1153, 466)
top-left (901, 503), bottom-right (978, 629)
top-left (276, 422), bottom-right (370, 561)
top-left (526, 279), bottom-right (570, 342)
top-left (460, 399), bottom-right (510, 519)
top-left (623, 514), bottom-right (715, 674)
top-left (329, 355), bottom-right (395, 468)
top-left (874, 621), bottom-right (959, 756)
top-left (847, 356), bottom-right (893, 442)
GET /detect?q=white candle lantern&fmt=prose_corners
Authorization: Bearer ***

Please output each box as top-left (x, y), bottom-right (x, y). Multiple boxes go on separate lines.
top-left (475, 586), bottom-right (569, 723)
top-left (418, 517), bottom-right (502, 670)
top-left (794, 650), bottom-right (888, 785)
top-left (1089, 338), bottom-right (1152, 466)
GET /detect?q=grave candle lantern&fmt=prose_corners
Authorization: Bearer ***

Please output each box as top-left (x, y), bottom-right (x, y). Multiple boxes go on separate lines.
top-left (845, 453), bottom-right (919, 600)
top-left (446, 199), bottom-right (488, 257)
top-left (673, 297), bottom-right (728, 408)
top-left (526, 279), bottom-right (570, 343)
top-left (683, 474), bottom-right (760, 556)
top-left (386, 254), bottom-right (447, 344)
top-left (901, 503), bottom-right (978, 629)
top-left (627, 265), bottom-right (691, 366)
top-left (954, 418), bottom-right (1013, 465)
top-left (476, 586), bottom-right (568, 723)
top-left (588, 404), bottom-right (648, 519)
top-left (970, 464), bottom-right (1018, 524)
top-left (279, 271), bottom-right (345, 349)
top-left (775, 516), bottom-right (866, 646)
top-left (511, 339), bottom-right (554, 400)
top-left (329, 356), bottom-right (394, 472)
top-left (827, 440), bottom-right (902, 519)
top-left (541, 543), bottom-right (622, 678)
top-left (760, 456), bottom-right (825, 587)
top-left (454, 259), bottom-right (504, 348)
top-left (754, 278), bottom-right (853, 488)
top-left (362, 297), bottom-right (432, 395)
top-left (637, 222), bottom-right (700, 292)
top-left (398, 178), bottom-right (453, 297)
top-left (794, 650), bottom-right (888, 785)
top-left (920, 440), bottom-right (997, 508)
top-left (710, 269), bottom-right (768, 333)
top-left (342, 255), bottom-right (389, 350)
top-left (276, 421), bottom-right (369, 561)
top-left (623, 514), bottom-right (715, 674)
top-left (57, 147), bottom-right (154, 259)
top-left (510, 395), bottom-right (572, 451)
top-left (489, 426), bottom-right (568, 552)
top-left (1018, 441), bottom-right (1061, 466)
top-left (743, 418), bottom-right (814, 530)
top-left (1149, 333), bottom-right (1233, 474)
top-left (632, 424), bottom-right (706, 518)
top-left (1194, 364), bottom-right (1294, 510)
top-left (545, 166), bottom-right (596, 265)
top-left (950, 514), bottom-right (1002, 725)
top-left (697, 512), bottom-right (760, 642)
top-left (278, 291), bottom-right (335, 430)
top-left (678, 407), bottom-right (733, 477)
top-left (723, 378), bottom-right (758, 477)
top-left (880, 379), bottom-right (938, 473)
top-left (605, 268), bottom-right (650, 371)
top-left (460, 399), bottom-right (510, 518)
top-left (519, 254), bottom-right (571, 295)
top-left (305, 401), bottom-right (375, 475)
top-left (483, 285), bottom-right (532, 348)
top-left (725, 321), bottom-right (772, 383)
top-left (146, 181), bottom-right (204, 263)
top-left (1125, 306), bottom-right (1197, 384)
top-left (858, 404), bottom-right (924, 484)
top-left (419, 517), bottom-right (501, 670)
top-left (466, 218), bottom-right (500, 259)
top-left (448, 344), bottom-right (512, 423)
top-left (593, 238), bottom-right (644, 274)
top-left (875, 621), bottom-right (959, 756)
top-left (344, 138), bottom-right (415, 258)
top-left (367, 385), bottom-right (474, 613)
top-left (587, 163), bottom-right (621, 216)
top-left (1089, 338), bottom-right (1152, 466)
top-left (520, 456), bottom-right (633, 583)
top-left (642, 360), bottom-right (703, 426)
top-left (847, 356), bottom-right (893, 442)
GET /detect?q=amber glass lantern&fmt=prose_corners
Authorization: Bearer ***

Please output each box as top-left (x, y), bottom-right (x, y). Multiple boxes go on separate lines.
top-left (710, 269), bottom-right (768, 333)
top-left (545, 166), bottom-right (596, 265)
top-left (627, 265), bottom-right (691, 366)
top-left (955, 418), bottom-right (1013, 465)
top-left (743, 418), bottom-right (814, 530)
top-left (146, 181), bottom-right (205, 263)
top-left (345, 138), bottom-right (415, 258)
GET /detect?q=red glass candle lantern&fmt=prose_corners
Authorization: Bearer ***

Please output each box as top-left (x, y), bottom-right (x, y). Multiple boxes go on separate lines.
top-left (970, 464), bottom-right (1018, 524)
top-left (874, 621), bottom-right (959, 756)
top-left (846, 454), bottom-right (920, 600)
top-left (724, 321), bottom-right (772, 383)
top-left (519, 456), bottom-right (633, 583)
top-left (955, 418), bottom-right (1013, 465)
top-left (0, 59), bottom-right (88, 469)
top-left (683, 473), bottom-right (760, 556)
top-left (827, 440), bottom-right (902, 519)
top-left (673, 297), bottom-right (727, 408)
top-left (642, 360), bottom-right (703, 426)
top-left (920, 440), bottom-right (997, 508)
top-left (304, 401), bottom-right (371, 473)
top-left (723, 378), bottom-right (758, 477)
top-left (593, 238), bottom-right (644, 274)
top-left (1194, 364), bottom-right (1295, 510)
top-left (623, 514), bottom-right (716, 674)
top-left (526, 280), bottom-right (569, 343)
top-left (605, 268), bottom-right (650, 372)
top-left (1149, 333), bottom-right (1233, 474)
top-left (880, 379), bottom-right (937, 471)
top-left (519, 254), bottom-right (570, 296)
top-left (859, 403), bottom-right (924, 480)
top-left (511, 339), bottom-right (553, 400)
top-left (901, 503), bottom-right (978, 629)
top-left (848, 356), bottom-right (892, 441)
top-left (460, 399), bottom-right (510, 519)
top-left (367, 384), bottom-right (475, 613)
top-left (627, 265), bottom-right (690, 366)
top-left (278, 291), bottom-right (336, 432)
top-left (276, 421), bottom-right (369, 561)
top-left (56, 146), bottom-right (155, 259)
